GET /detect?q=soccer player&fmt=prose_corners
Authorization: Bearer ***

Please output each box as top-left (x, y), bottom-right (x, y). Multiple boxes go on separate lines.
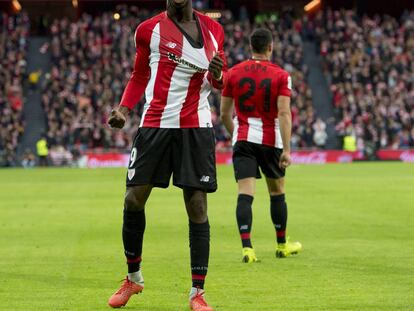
top-left (220, 28), bottom-right (302, 263)
top-left (107, 1), bottom-right (226, 310)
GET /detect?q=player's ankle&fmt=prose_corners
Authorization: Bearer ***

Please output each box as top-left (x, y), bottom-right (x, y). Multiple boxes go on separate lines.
top-left (127, 270), bottom-right (144, 285)
top-left (190, 286), bottom-right (204, 298)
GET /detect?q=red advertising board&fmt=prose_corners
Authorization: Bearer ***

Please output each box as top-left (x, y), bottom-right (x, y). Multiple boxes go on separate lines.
top-left (376, 150), bottom-right (414, 162)
top-left (215, 150), bottom-right (361, 164)
top-left (84, 150), bottom-right (414, 168)
top-left (86, 153), bottom-right (130, 168)
top-left (291, 150), bottom-right (360, 164)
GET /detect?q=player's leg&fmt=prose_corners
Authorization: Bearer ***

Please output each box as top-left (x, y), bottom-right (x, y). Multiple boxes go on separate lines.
top-left (109, 128), bottom-right (172, 308)
top-left (184, 189), bottom-right (209, 289)
top-left (233, 142), bottom-right (261, 263)
top-left (259, 147), bottom-right (301, 258)
top-left (183, 188), bottom-right (213, 311)
top-left (266, 177), bottom-right (302, 258)
top-left (108, 185), bottom-right (152, 308)
top-left (266, 177), bottom-right (287, 244)
top-left (236, 177), bottom-right (257, 262)
top-left (172, 129), bottom-right (215, 311)
top-left (123, 185), bottom-right (153, 282)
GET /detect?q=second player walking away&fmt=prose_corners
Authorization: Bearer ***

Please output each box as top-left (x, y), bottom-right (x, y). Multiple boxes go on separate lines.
top-left (220, 28), bottom-right (302, 263)
top-left (107, 0), bottom-right (226, 310)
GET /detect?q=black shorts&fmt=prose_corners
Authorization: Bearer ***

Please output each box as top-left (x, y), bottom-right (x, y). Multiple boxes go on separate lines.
top-left (233, 141), bottom-right (285, 181)
top-left (126, 128), bottom-right (217, 193)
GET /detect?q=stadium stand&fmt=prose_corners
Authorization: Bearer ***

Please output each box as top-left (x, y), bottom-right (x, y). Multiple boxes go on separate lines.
top-left (0, 12), bottom-right (29, 166)
top-left (314, 9), bottom-right (414, 150)
top-left (41, 7), bottom-right (149, 154)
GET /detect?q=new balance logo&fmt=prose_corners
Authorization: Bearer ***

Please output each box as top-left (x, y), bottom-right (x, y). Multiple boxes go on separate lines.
top-left (200, 176), bottom-right (210, 183)
top-left (166, 42), bottom-right (177, 49)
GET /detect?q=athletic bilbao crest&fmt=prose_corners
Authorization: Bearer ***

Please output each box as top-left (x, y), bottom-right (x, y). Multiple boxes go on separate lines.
top-left (128, 169), bottom-right (135, 180)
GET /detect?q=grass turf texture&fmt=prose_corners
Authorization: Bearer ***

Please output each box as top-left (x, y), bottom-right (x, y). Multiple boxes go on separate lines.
top-left (0, 163), bottom-right (413, 311)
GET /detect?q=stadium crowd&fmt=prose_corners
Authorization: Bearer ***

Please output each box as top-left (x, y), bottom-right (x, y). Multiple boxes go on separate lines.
top-left (0, 12), bottom-right (29, 166)
top-left (314, 9), bottom-right (414, 150)
top-left (41, 6), bottom-right (318, 157)
top-left (41, 7), bottom-right (146, 155)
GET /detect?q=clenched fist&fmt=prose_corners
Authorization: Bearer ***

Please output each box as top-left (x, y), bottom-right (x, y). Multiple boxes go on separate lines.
top-left (108, 106), bottom-right (129, 129)
top-left (279, 151), bottom-right (292, 169)
top-left (208, 53), bottom-right (224, 81)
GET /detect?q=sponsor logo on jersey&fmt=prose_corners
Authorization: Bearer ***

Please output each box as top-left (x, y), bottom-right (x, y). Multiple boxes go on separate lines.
top-left (167, 52), bottom-right (207, 73)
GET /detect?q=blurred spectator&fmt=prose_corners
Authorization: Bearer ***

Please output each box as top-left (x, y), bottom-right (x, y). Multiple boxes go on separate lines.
top-left (0, 12), bottom-right (29, 167)
top-left (343, 131), bottom-right (357, 152)
top-left (21, 148), bottom-right (36, 168)
top-left (28, 69), bottom-right (42, 90)
top-left (49, 145), bottom-right (73, 166)
top-left (313, 118), bottom-right (328, 149)
top-left (36, 135), bottom-right (49, 166)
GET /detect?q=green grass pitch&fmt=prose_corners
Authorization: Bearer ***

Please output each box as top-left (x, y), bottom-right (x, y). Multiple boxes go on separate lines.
top-left (1, 163), bottom-right (413, 310)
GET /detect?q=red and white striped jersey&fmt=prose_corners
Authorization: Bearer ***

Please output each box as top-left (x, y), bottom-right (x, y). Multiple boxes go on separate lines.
top-left (120, 11), bottom-right (227, 128)
top-left (222, 59), bottom-right (292, 148)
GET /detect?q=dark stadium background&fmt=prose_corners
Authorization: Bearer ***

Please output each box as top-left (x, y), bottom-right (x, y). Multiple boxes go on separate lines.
top-left (1, 0), bottom-right (414, 167)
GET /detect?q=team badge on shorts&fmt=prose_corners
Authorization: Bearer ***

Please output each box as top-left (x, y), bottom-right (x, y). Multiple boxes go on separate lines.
top-left (128, 169), bottom-right (135, 180)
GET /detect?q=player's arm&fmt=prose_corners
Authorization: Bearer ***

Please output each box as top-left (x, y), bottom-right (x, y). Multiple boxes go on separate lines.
top-left (220, 69), bottom-right (234, 135)
top-left (108, 25), bottom-right (151, 129)
top-left (277, 73), bottom-right (293, 169)
top-left (278, 97), bottom-right (292, 169)
top-left (208, 26), bottom-right (228, 90)
top-left (278, 96), bottom-right (292, 153)
top-left (220, 96), bottom-right (234, 136)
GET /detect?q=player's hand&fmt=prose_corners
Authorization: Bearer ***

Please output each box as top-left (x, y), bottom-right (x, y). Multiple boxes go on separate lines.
top-left (108, 107), bottom-right (129, 129)
top-left (208, 53), bottom-right (224, 81)
top-left (279, 151), bottom-right (292, 169)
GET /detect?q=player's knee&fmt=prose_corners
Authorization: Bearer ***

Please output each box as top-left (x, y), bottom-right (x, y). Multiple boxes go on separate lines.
top-left (269, 185), bottom-right (284, 196)
top-left (187, 194), bottom-right (207, 223)
top-left (269, 189), bottom-right (284, 196)
top-left (238, 178), bottom-right (256, 197)
top-left (184, 189), bottom-right (208, 223)
top-left (124, 190), bottom-right (145, 212)
top-left (268, 179), bottom-right (285, 196)
top-left (239, 189), bottom-right (255, 197)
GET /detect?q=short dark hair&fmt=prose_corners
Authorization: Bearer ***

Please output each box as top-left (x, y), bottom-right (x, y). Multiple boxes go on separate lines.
top-left (250, 28), bottom-right (273, 54)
